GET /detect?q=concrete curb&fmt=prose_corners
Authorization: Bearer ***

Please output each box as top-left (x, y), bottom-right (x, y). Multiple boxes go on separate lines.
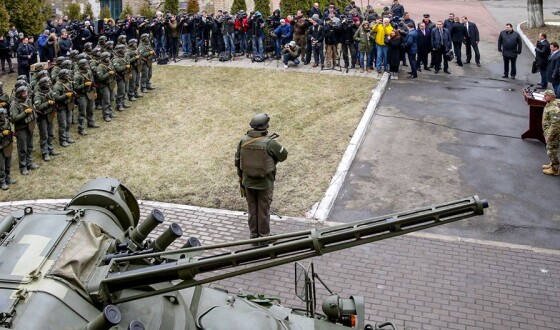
top-left (517, 21), bottom-right (560, 57)
top-left (307, 72), bottom-right (391, 221)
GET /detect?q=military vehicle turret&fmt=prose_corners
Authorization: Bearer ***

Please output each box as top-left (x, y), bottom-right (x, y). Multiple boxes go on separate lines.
top-left (0, 178), bottom-right (488, 329)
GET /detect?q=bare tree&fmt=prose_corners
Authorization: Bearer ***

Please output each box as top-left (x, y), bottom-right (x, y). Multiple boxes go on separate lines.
top-left (527, 0), bottom-right (545, 28)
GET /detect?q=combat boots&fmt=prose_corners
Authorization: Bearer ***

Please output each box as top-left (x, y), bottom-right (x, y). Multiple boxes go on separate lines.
top-left (543, 167), bottom-right (560, 176)
top-left (129, 95), bottom-right (138, 101)
top-left (117, 104), bottom-right (125, 111)
top-left (6, 176), bottom-right (17, 185)
top-left (1, 181), bottom-right (8, 191)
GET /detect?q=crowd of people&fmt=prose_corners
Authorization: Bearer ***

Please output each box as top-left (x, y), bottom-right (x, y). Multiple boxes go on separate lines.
top-left (0, 25), bottom-right (158, 190)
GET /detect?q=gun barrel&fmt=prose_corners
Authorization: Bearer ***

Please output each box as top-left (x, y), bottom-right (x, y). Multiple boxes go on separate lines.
top-left (102, 196), bottom-right (487, 297)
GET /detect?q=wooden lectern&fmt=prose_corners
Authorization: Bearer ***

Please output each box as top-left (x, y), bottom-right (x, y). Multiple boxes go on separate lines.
top-left (522, 90), bottom-right (546, 145)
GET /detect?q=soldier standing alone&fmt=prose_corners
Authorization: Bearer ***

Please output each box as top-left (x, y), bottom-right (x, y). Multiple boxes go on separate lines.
top-left (542, 90), bottom-right (560, 175)
top-left (235, 113), bottom-right (288, 241)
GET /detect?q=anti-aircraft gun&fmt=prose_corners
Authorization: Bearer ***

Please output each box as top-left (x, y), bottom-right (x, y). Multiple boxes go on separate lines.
top-left (0, 178), bottom-right (488, 330)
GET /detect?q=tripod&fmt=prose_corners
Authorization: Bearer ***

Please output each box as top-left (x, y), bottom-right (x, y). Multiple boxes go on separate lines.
top-left (321, 44), bottom-right (342, 72)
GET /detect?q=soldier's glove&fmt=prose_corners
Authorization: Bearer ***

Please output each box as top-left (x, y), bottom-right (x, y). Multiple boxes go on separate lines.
top-left (2, 130), bottom-right (9, 136)
top-left (85, 81), bottom-right (93, 86)
top-left (108, 71), bottom-right (115, 75)
top-left (65, 92), bottom-right (73, 98)
top-left (48, 100), bottom-right (55, 105)
top-left (24, 108), bottom-right (33, 114)
top-left (149, 50), bottom-right (155, 55)
top-left (0, 102), bottom-right (6, 107)
top-left (93, 93), bottom-right (98, 99)
top-left (135, 55), bottom-right (140, 59)
top-left (126, 64), bottom-right (130, 69)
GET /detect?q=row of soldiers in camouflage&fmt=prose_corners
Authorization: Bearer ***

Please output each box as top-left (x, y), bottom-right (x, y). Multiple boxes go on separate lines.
top-left (0, 33), bottom-right (156, 190)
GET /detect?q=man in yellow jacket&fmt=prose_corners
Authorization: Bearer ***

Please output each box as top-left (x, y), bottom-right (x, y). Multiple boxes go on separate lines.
top-left (372, 17), bottom-right (393, 73)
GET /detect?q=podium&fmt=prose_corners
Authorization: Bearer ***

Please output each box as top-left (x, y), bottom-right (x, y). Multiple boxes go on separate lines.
top-left (522, 91), bottom-right (546, 145)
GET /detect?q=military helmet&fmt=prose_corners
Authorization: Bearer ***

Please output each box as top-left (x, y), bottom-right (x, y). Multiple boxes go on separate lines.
top-left (127, 38), bottom-right (138, 46)
top-left (140, 33), bottom-right (150, 41)
top-left (14, 80), bottom-right (27, 89)
top-left (115, 44), bottom-right (126, 54)
top-left (78, 59), bottom-right (90, 69)
top-left (84, 42), bottom-right (93, 51)
top-left (37, 69), bottom-right (49, 78)
top-left (61, 59), bottom-right (73, 69)
top-left (98, 35), bottom-right (108, 44)
top-left (76, 53), bottom-right (87, 61)
top-left (58, 69), bottom-right (70, 80)
top-left (69, 49), bottom-right (79, 58)
top-left (117, 34), bottom-right (127, 44)
top-left (15, 86), bottom-right (28, 100)
top-left (250, 113), bottom-right (270, 130)
top-left (56, 56), bottom-right (66, 66)
top-left (100, 51), bottom-right (111, 61)
top-left (0, 108), bottom-right (7, 117)
top-left (17, 75), bottom-right (27, 82)
top-left (92, 47), bottom-right (102, 57)
top-left (38, 76), bottom-right (51, 89)
top-left (105, 40), bottom-right (114, 49)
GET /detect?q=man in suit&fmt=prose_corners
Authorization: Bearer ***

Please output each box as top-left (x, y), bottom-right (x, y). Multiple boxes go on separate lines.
top-left (431, 20), bottom-right (452, 74)
top-left (535, 33), bottom-right (551, 88)
top-left (547, 42), bottom-right (560, 97)
top-left (462, 16), bottom-right (480, 66)
top-left (450, 17), bottom-right (467, 66)
top-left (417, 22), bottom-right (432, 71)
top-left (405, 23), bottom-right (418, 78)
top-left (498, 23), bottom-right (522, 79)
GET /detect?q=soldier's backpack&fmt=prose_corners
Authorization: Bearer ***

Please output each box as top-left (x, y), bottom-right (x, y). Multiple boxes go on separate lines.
top-left (218, 52), bottom-right (231, 62)
top-left (240, 136), bottom-right (275, 178)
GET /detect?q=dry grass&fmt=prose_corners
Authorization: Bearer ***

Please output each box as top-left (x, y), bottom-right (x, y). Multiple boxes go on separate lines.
top-left (2, 65), bottom-right (374, 216)
top-left (520, 22), bottom-right (560, 46)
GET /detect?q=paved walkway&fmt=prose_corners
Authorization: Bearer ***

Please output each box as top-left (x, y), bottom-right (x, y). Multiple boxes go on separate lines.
top-left (2, 200), bottom-right (558, 330)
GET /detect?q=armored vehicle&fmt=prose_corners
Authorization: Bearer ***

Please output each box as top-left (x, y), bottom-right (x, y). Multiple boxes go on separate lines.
top-left (0, 178), bottom-right (488, 329)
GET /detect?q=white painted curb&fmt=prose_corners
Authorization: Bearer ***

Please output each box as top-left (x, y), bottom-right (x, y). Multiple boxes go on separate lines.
top-left (307, 72), bottom-right (391, 221)
top-left (518, 21), bottom-right (560, 57)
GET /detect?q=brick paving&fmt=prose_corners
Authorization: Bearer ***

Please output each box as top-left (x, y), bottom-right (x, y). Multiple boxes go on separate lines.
top-left (3, 200), bottom-right (559, 330)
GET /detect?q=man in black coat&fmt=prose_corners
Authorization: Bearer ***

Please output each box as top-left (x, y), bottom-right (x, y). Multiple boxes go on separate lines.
top-left (431, 21), bottom-right (452, 74)
top-left (16, 37), bottom-right (32, 81)
top-left (462, 16), bottom-right (480, 66)
top-left (535, 33), bottom-right (551, 88)
top-left (0, 35), bottom-right (14, 74)
top-left (416, 22), bottom-right (432, 71)
top-left (547, 42), bottom-right (560, 97)
top-left (498, 23), bottom-right (522, 79)
top-left (450, 17), bottom-right (467, 66)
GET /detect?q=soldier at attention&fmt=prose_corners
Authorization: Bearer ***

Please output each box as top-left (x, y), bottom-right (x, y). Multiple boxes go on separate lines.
top-left (542, 90), bottom-right (560, 175)
top-left (235, 114), bottom-right (288, 243)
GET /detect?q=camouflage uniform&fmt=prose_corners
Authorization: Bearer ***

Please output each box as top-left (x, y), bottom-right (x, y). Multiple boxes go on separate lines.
top-left (138, 36), bottom-right (155, 92)
top-left (0, 83), bottom-right (9, 110)
top-left (74, 61), bottom-right (98, 134)
top-left (96, 54), bottom-right (116, 122)
top-left (542, 94), bottom-right (560, 174)
top-left (10, 88), bottom-right (38, 174)
top-left (33, 79), bottom-right (59, 160)
top-left (111, 46), bottom-right (130, 111)
top-left (126, 40), bottom-right (141, 101)
top-left (53, 70), bottom-right (76, 146)
top-left (0, 107), bottom-right (15, 189)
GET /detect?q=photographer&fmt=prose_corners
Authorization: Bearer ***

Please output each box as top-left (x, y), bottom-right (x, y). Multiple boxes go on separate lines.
top-left (79, 21), bottom-right (94, 52)
top-left (307, 18), bottom-right (325, 68)
top-left (221, 12), bottom-right (236, 58)
top-left (150, 13), bottom-right (166, 57)
top-left (340, 16), bottom-right (359, 69)
top-left (248, 11), bottom-right (266, 59)
top-left (124, 15), bottom-right (139, 41)
top-left (180, 15), bottom-right (193, 57)
top-left (390, 0), bottom-right (405, 19)
top-left (282, 40), bottom-right (301, 68)
top-left (272, 19), bottom-right (292, 60)
top-left (293, 11), bottom-right (311, 61)
top-left (323, 17), bottom-right (339, 68)
top-left (234, 11), bottom-right (249, 56)
top-left (164, 14), bottom-right (180, 60)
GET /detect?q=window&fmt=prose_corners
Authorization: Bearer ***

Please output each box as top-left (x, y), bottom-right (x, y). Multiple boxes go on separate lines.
top-left (100, 0), bottom-right (123, 19)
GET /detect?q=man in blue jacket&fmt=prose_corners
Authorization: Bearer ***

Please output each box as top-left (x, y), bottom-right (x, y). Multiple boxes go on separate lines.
top-left (273, 19), bottom-right (293, 60)
top-left (431, 21), bottom-right (452, 74)
top-left (405, 23), bottom-right (418, 78)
